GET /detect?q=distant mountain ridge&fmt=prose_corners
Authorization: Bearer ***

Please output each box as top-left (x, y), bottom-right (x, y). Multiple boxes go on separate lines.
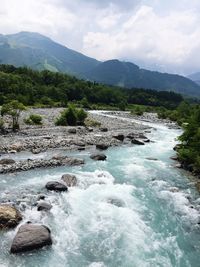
top-left (188, 72), bottom-right (200, 86)
top-left (0, 31), bottom-right (200, 97)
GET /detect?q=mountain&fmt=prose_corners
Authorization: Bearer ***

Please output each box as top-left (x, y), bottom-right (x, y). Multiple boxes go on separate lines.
top-left (188, 72), bottom-right (200, 86)
top-left (0, 31), bottom-right (200, 97)
top-left (0, 31), bottom-right (99, 75)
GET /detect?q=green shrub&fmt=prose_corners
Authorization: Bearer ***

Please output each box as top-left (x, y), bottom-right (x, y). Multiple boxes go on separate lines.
top-left (55, 105), bottom-right (87, 126)
top-left (25, 114), bottom-right (43, 125)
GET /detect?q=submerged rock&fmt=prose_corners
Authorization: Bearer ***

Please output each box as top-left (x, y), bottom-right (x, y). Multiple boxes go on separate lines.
top-left (0, 205), bottom-right (22, 229)
top-left (146, 157), bottom-right (158, 161)
top-left (37, 201), bottom-right (52, 211)
top-left (107, 198), bottom-right (125, 207)
top-left (46, 181), bottom-right (68, 192)
top-left (90, 153), bottom-right (107, 161)
top-left (61, 174), bottom-right (77, 187)
top-left (10, 224), bottom-right (52, 253)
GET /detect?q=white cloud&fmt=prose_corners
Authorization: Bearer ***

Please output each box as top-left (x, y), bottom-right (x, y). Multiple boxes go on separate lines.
top-left (0, 0), bottom-right (200, 74)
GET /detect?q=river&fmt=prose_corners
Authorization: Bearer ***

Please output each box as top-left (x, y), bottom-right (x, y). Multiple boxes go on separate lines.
top-left (0, 112), bottom-right (200, 267)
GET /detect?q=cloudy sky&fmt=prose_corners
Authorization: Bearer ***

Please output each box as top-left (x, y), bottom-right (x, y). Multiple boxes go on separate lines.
top-left (1, 0), bottom-right (200, 75)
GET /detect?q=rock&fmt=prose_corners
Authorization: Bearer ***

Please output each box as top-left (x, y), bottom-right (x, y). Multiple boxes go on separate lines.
top-left (78, 147), bottom-right (85, 151)
top-left (0, 205), bottom-right (22, 229)
top-left (87, 127), bottom-right (93, 132)
top-left (31, 148), bottom-right (42, 154)
top-left (68, 128), bottom-right (77, 134)
top-left (8, 150), bottom-right (17, 154)
top-left (96, 144), bottom-right (109, 150)
top-left (37, 201), bottom-right (52, 211)
top-left (138, 133), bottom-right (148, 139)
top-left (45, 181), bottom-right (68, 192)
top-left (175, 163), bottom-right (182, 168)
top-left (99, 127), bottom-right (108, 132)
top-left (144, 139), bottom-right (150, 143)
top-left (146, 157), bottom-right (158, 161)
top-left (10, 143), bottom-right (22, 152)
top-left (62, 157), bottom-right (85, 166)
top-left (61, 174), bottom-right (77, 187)
top-left (170, 156), bottom-right (178, 161)
top-left (10, 224), bottom-right (52, 253)
top-left (37, 194), bottom-right (46, 201)
top-left (90, 153), bottom-right (107, 161)
top-left (107, 198), bottom-right (125, 207)
top-left (169, 187), bottom-right (179, 193)
top-left (131, 139), bottom-right (145, 145)
top-left (112, 134), bottom-right (124, 142)
top-left (126, 133), bottom-right (136, 139)
top-left (0, 158), bottom-right (15, 165)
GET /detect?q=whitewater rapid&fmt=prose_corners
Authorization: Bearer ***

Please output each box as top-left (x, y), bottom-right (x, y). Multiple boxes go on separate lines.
top-left (0, 112), bottom-right (200, 267)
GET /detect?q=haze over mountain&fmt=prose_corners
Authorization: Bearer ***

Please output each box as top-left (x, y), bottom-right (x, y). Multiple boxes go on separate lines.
top-left (0, 31), bottom-right (200, 97)
top-left (188, 72), bottom-right (200, 86)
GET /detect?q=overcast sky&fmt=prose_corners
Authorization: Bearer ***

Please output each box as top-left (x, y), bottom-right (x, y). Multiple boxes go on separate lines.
top-left (1, 0), bottom-right (200, 75)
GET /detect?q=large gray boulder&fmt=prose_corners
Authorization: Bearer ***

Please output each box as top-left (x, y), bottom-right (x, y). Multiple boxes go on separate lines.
top-left (10, 224), bottom-right (52, 253)
top-left (45, 181), bottom-right (68, 192)
top-left (0, 205), bottom-right (22, 229)
top-left (90, 153), bottom-right (107, 161)
top-left (61, 174), bottom-right (77, 187)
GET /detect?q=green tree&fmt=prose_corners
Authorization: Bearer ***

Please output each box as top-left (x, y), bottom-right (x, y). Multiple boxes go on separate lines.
top-left (1, 100), bottom-right (26, 131)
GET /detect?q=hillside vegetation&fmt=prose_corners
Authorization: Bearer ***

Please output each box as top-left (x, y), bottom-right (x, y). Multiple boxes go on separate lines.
top-left (0, 64), bottom-right (183, 109)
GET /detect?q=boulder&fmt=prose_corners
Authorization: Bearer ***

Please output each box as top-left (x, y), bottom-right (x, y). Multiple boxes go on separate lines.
top-left (10, 143), bottom-right (22, 152)
top-left (37, 201), bottom-right (52, 211)
top-left (112, 134), bottom-right (124, 142)
top-left (45, 181), bottom-right (68, 192)
top-left (68, 128), bottom-right (77, 134)
top-left (10, 224), bottom-right (52, 253)
top-left (170, 156), bottom-right (178, 161)
top-left (131, 139), bottom-right (145, 145)
top-left (87, 127), bottom-right (93, 132)
top-left (127, 133), bottom-right (136, 139)
top-left (99, 127), bottom-right (108, 132)
top-left (0, 205), bottom-right (22, 229)
top-left (90, 153), bottom-right (107, 161)
top-left (61, 174), bottom-right (77, 187)
top-left (96, 144), bottom-right (109, 150)
top-left (0, 158), bottom-right (15, 165)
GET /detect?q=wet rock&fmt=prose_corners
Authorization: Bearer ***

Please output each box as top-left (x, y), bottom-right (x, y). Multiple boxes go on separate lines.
top-left (31, 148), bottom-right (43, 154)
top-left (96, 144), bottom-right (109, 150)
top-left (0, 158), bottom-right (15, 165)
top-left (112, 134), bottom-right (124, 142)
top-left (131, 139), bottom-right (145, 145)
top-left (68, 128), bottom-right (77, 134)
top-left (61, 174), bottom-right (77, 187)
top-left (90, 153), bottom-right (107, 161)
top-left (10, 224), bottom-right (52, 253)
top-left (126, 133), bottom-right (136, 139)
top-left (170, 156), bottom-right (178, 161)
top-left (87, 127), bottom-right (93, 132)
top-left (10, 143), bottom-right (22, 152)
top-left (37, 194), bottom-right (46, 201)
top-left (99, 127), bottom-right (108, 132)
top-left (45, 181), bottom-right (68, 192)
top-left (175, 163), bottom-right (182, 168)
top-left (107, 198), bottom-right (125, 207)
top-left (0, 205), bottom-right (22, 229)
top-left (169, 187), bottom-right (179, 193)
top-left (144, 139), bottom-right (150, 143)
top-left (37, 201), bottom-right (52, 211)
top-left (146, 157), bottom-right (158, 161)
top-left (78, 147), bottom-right (85, 151)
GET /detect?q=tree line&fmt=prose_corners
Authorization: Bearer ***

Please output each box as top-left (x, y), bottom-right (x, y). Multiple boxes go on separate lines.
top-left (0, 64), bottom-right (183, 109)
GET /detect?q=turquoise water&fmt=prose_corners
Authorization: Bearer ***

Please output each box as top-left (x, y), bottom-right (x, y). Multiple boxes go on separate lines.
top-left (0, 119), bottom-right (200, 267)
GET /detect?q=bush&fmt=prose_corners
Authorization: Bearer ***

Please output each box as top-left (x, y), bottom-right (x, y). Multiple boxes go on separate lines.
top-left (55, 105), bottom-right (87, 126)
top-left (0, 117), bottom-right (4, 130)
top-left (25, 114), bottom-right (43, 125)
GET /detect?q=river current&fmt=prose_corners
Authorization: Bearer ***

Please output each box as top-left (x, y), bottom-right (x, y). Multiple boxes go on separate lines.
top-left (0, 113), bottom-right (200, 267)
